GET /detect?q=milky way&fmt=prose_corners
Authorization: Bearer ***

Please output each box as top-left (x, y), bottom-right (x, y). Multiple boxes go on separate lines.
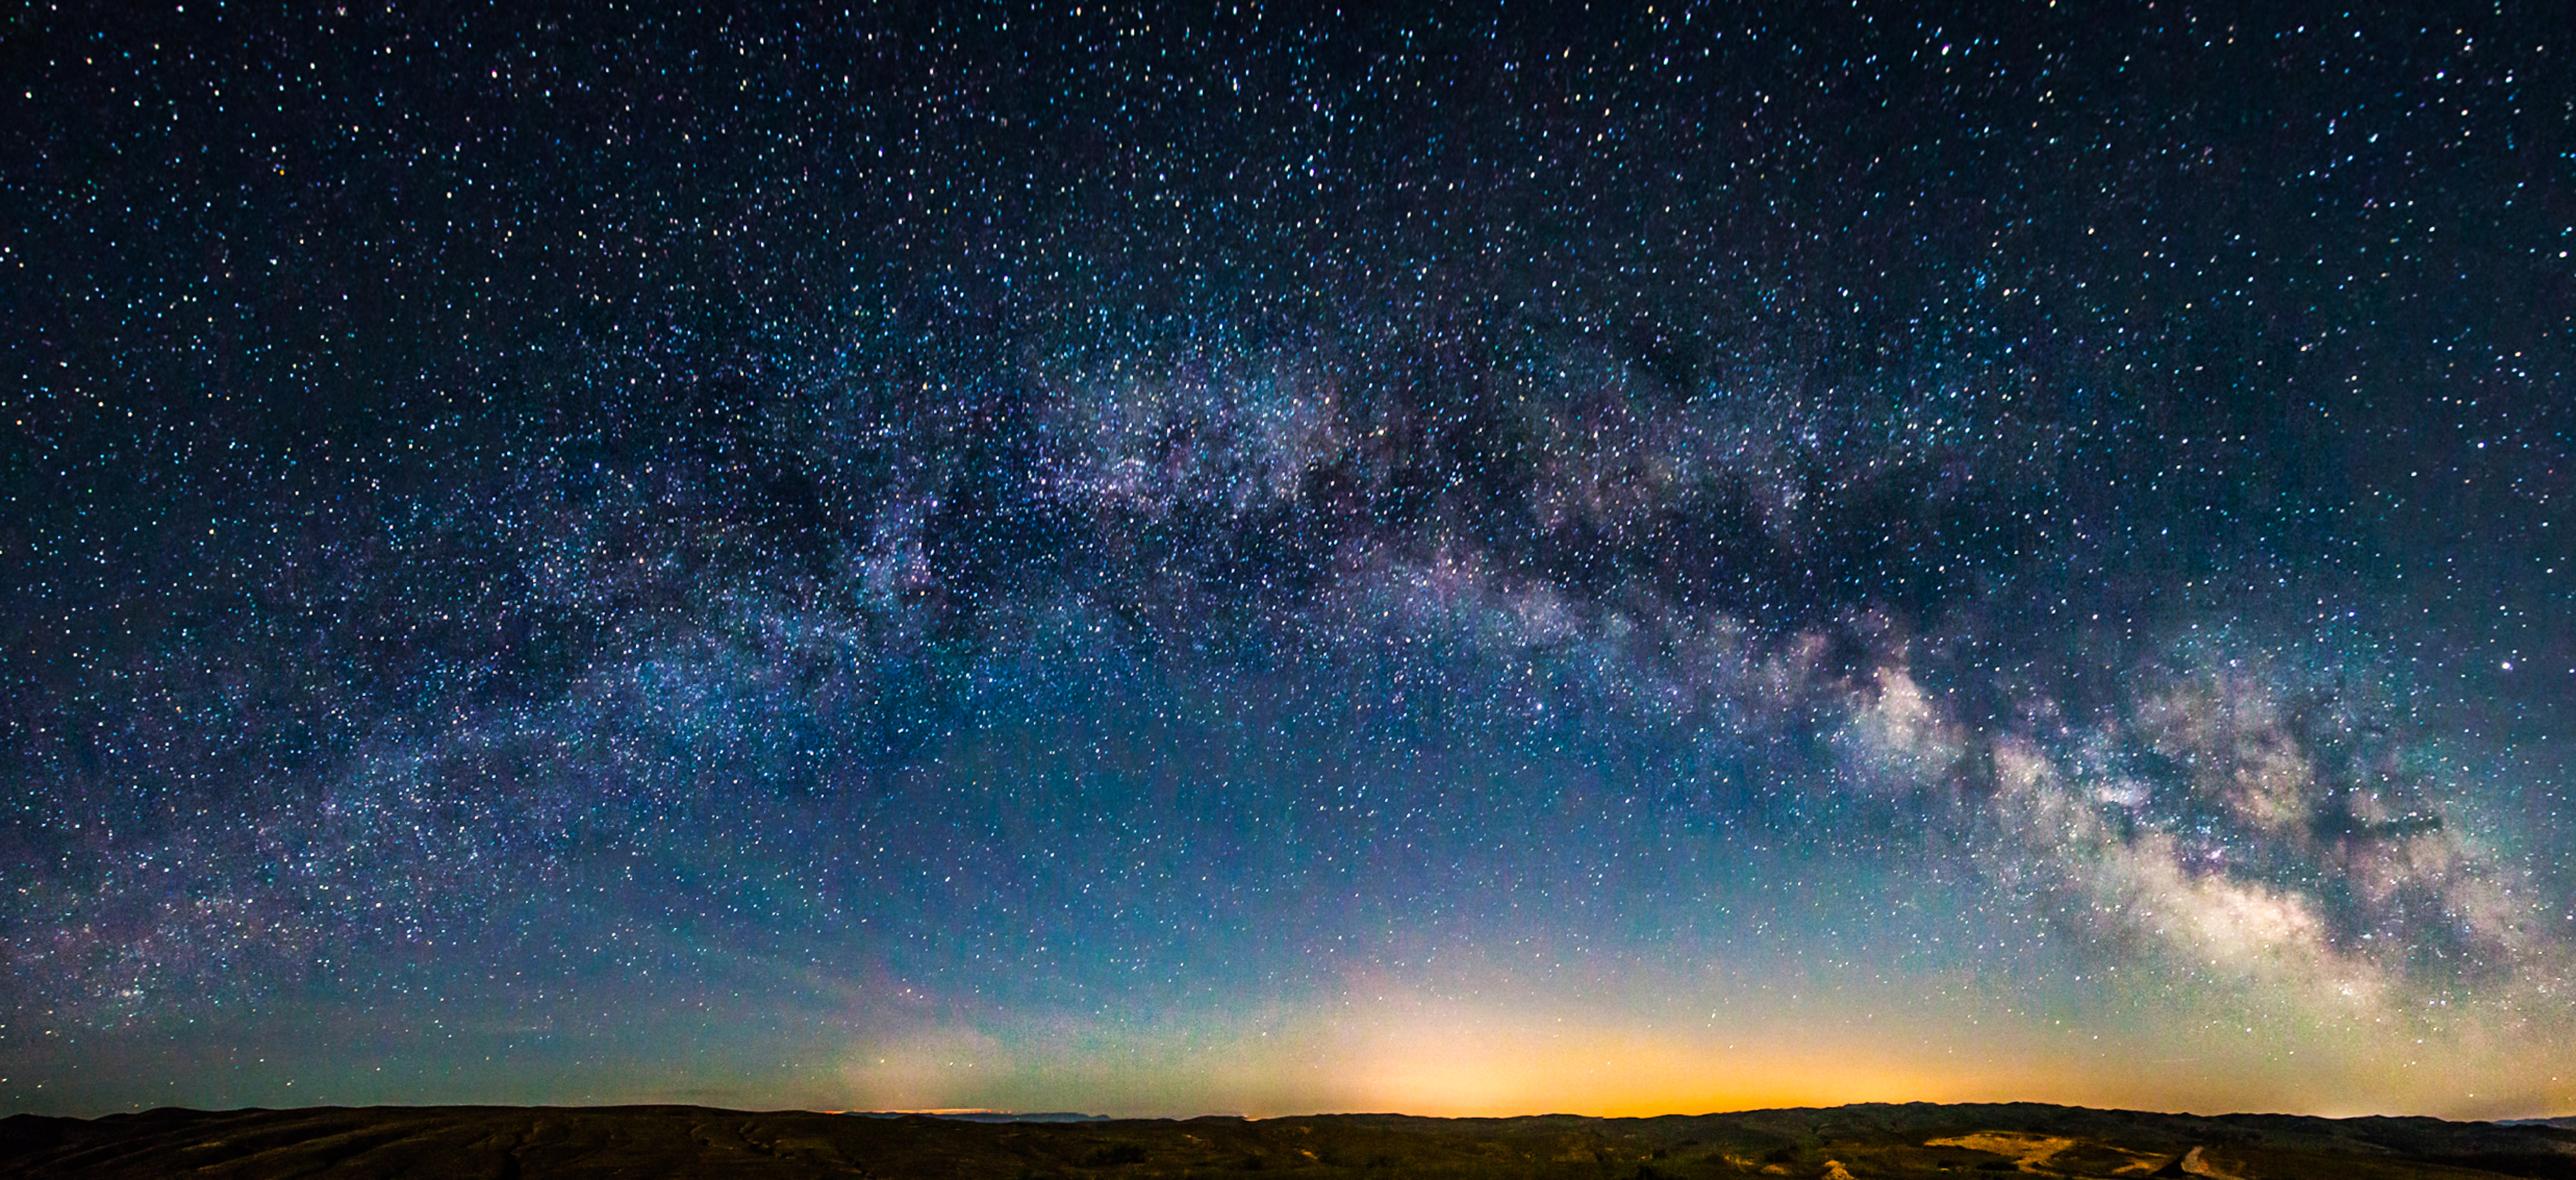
top-left (5, 5), bottom-right (2574, 1118)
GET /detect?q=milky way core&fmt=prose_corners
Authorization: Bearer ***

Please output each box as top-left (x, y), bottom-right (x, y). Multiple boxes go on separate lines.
top-left (5, 5), bottom-right (2573, 1119)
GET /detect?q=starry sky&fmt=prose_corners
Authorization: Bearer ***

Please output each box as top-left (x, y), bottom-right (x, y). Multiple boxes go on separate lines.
top-left (5, 2), bottom-right (2575, 1121)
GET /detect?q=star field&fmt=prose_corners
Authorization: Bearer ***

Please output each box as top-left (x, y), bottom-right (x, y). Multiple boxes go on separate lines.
top-left (4, 3), bottom-right (2574, 1118)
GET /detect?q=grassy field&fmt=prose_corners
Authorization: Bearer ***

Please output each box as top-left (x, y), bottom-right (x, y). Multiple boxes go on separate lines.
top-left (4, 1101), bottom-right (2573, 1179)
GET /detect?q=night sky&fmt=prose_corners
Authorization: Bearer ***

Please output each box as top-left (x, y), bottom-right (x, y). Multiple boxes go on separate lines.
top-left (6, 2), bottom-right (2575, 1121)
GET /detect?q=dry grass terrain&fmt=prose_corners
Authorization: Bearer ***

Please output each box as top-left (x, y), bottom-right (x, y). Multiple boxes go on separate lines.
top-left (4, 1101), bottom-right (2573, 1179)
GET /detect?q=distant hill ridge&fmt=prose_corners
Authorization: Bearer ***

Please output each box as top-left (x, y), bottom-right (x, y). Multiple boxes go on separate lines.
top-left (4, 1099), bottom-right (2573, 1178)
top-left (853, 1110), bottom-right (1113, 1123)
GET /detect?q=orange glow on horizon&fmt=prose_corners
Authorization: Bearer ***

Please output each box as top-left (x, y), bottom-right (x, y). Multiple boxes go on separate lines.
top-left (1334, 1013), bottom-right (2013, 1118)
top-left (827, 979), bottom-right (2576, 1123)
